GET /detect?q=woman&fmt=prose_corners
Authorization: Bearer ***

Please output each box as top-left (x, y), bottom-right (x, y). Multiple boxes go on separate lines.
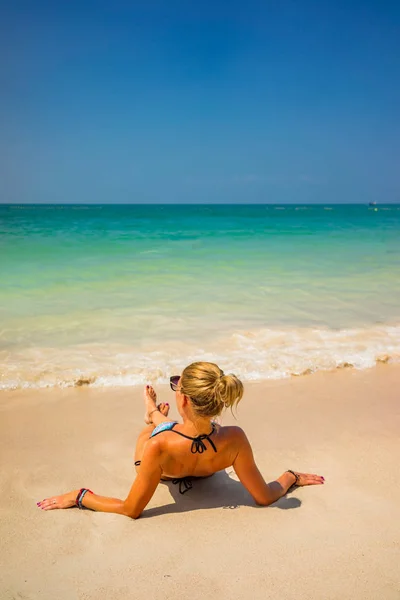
top-left (37, 362), bottom-right (324, 518)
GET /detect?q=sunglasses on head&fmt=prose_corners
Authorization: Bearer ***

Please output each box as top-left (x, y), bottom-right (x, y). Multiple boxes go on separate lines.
top-left (169, 375), bottom-right (180, 391)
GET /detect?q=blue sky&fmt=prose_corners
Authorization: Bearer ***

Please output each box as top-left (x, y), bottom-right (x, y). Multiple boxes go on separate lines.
top-left (1, 0), bottom-right (400, 203)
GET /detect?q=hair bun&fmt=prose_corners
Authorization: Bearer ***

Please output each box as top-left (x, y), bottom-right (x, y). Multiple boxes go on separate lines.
top-left (214, 372), bottom-right (243, 412)
top-left (180, 362), bottom-right (244, 418)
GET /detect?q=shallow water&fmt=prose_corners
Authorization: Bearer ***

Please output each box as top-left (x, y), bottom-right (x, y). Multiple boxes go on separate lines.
top-left (1, 204), bottom-right (399, 388)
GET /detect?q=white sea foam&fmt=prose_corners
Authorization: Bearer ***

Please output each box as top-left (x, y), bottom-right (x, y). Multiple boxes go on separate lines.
top-left (1, 324), bottom-right (399, 390)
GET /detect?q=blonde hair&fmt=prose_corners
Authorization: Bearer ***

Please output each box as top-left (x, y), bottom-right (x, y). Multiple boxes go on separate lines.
top-left (180, 362), bottom-right (243, 418)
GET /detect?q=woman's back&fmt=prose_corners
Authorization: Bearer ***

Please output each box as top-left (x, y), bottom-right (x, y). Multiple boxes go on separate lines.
top-left (151, 422), bottom-right (242, 479)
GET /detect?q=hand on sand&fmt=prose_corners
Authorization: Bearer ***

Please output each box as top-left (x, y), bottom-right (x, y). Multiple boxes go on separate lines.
top-left (291, 471), bottom-right (325, 487)
top-left (37, 490), bottom-right (78, 511)
top-left (144, 385), bottom-right (169, 424)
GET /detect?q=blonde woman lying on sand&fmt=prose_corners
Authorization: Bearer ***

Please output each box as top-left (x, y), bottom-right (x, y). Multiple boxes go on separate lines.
top-left (37, 362), bottom-right (324, 517)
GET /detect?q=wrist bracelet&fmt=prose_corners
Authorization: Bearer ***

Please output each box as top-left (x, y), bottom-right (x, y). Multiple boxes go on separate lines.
top-left (75, 488), bottom-right (93, 509)
top-left (75, 488), bottom-right (85, 507)
top-left (286, 470), bottom-right (300, 486)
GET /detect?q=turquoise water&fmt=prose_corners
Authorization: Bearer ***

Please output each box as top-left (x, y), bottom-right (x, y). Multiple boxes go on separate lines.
top-left (1, 204), bottom-right (399, 388)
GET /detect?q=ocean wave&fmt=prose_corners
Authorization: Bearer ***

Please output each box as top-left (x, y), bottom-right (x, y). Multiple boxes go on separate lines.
top-left (1, 324), bottom-right (399, 390)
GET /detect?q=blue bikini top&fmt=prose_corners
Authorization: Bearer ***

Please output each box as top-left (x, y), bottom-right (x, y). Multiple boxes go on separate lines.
top-left (150, 421), bottom-right (217, 454)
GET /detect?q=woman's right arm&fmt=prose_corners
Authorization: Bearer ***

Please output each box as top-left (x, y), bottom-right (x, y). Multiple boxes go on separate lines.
top-left (232, 428), bottom-right (324, 506)
top-left (38, 438), bottom-right (163, 519)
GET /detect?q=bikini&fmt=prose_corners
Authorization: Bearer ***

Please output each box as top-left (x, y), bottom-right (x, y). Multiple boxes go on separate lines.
top-left (134, 421), bottom-right (217, 494)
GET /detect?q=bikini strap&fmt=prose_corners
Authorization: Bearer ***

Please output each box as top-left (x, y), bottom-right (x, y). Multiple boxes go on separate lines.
top-left (150, 421), bottom-right (178, 438)
top-left (171, 423), bottom-right (217, 454)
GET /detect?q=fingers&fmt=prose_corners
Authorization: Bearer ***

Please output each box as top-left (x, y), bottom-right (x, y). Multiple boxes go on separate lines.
top-left (304, 477), bottom-right (324, 486)
top-left (37, 497), bottom-right (61, 510)
top-left (297, 473), bottom-right (325, 486)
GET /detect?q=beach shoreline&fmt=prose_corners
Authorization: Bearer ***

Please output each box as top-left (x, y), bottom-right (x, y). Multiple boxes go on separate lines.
top-left (2, 203), bottom-right (400, 392)
top-left (1, 364), bottom-right (399, 599)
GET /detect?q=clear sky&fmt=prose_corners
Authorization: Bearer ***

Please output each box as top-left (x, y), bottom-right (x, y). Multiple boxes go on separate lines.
top-left (1, 0), bottom-right (400, 203)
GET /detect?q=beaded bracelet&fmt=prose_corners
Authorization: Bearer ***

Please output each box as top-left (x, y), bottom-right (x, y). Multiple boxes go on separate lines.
top-left (75, 488), bottom-right (94, 509)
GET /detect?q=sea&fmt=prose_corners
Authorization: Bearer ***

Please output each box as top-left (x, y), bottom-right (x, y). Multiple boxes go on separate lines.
top-left (1, 203), bottom-right (399, 390)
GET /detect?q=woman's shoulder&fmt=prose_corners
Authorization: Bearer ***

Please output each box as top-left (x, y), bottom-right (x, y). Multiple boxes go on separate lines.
top-left (215, 424), bottom-right (247, 442)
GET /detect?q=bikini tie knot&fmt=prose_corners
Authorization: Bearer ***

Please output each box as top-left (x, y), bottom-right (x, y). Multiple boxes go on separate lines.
top-left (190, 435), bottom-right (217, 454)
top-left (172, 477), bottom-right (193, 494)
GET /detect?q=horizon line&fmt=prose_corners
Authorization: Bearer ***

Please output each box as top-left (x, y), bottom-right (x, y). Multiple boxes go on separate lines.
top-left (1, 202), bottom-right (399, 206)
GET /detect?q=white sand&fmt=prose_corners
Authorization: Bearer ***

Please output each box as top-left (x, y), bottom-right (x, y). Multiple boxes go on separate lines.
top-left (1, 365), bottom-right (399, 600)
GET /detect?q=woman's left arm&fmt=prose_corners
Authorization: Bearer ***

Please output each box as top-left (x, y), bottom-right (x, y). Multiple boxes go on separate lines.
top-left (38, 439), bottom-right (163, 519)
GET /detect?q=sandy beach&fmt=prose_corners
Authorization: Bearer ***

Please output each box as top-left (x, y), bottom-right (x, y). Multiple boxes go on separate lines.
top-left (3, 1), bottom-right (400, 598)
top-left (1, 365), bottom-right (399, 600)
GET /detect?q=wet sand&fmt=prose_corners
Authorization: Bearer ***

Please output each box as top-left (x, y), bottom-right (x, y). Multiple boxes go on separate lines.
top-left (1, 365), bottom-right (399, 600)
